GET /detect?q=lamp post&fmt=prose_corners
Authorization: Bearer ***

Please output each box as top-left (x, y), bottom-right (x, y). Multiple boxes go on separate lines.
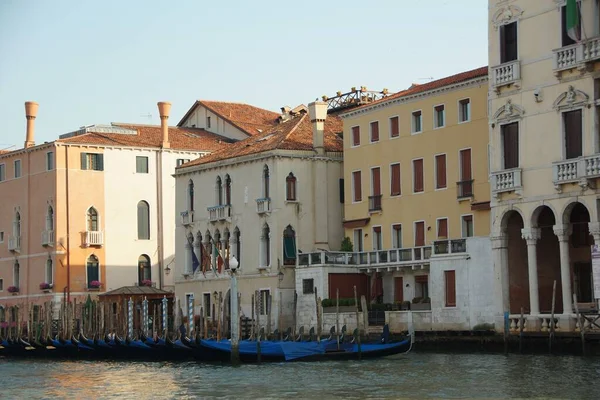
top-left (229, 255), bottom-right (240, 365)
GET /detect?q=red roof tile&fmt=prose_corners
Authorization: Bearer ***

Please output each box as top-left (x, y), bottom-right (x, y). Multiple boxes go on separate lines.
top-left (180, 114), bottom-right (343, 168)
top-left (177, 100), bottom-right (280, 136)
top-left (58, 123), bottom-right (230, 152)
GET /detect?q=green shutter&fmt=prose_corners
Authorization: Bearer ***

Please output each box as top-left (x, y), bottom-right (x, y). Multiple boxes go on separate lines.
top-left (97, 154), bottom-right (104, 171)
top-left (81, 153), bottom-right (88, 170)
top-left (283, 236), bottom-right (296, 260)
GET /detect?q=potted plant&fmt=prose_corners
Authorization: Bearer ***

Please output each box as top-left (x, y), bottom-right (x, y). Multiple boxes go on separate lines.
top-left (39, 282), bottom-right (52, 292)
top-left (7, 286), bottom-right (19, 294)
top-left (141, 279), bottom-right (153, 287)
top-left (412, 296), bottom-right (431, 311)
top-left (89, 280), bottom-right (102, 289)
top-left (401, 300), bottom-right (411, 311)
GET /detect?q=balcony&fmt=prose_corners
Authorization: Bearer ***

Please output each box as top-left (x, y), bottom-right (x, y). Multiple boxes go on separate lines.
top-left (433, 239), bottom-right (467, 255)
top-left (583, 37), bottom-right (600, 62)
top-left (492, 60), bottom-right (520, 89)
top-left (553, 154), bottom-right (600, 189)
top-left (41, 230), bottom-right (55, 247)
top-left (297, 245), bottom-right (433, 271)
top-left (552, 37), bottom-right (600, 75)
top-left (8, 235), bottom-right (21, 252)
top-left (491, 168), bottom-right (522, 197)
top-left (208, 205), bottom-right (231, 222)
top-left (368, 195), bottom-right (382, 213)
top-left (256, 198), bottom-right (271, 214)
top-left (83, 230), bottom-right (104, 247)
top-left (180, 210), bottom-right (194, 226)
top-left (456, 180), bottom-right (474, 200)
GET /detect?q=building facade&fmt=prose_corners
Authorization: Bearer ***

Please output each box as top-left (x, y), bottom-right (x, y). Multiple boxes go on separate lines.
top-left (489, 0), bottom-right (600, 331)
top-left (173, 102), bottom-right (345, 333)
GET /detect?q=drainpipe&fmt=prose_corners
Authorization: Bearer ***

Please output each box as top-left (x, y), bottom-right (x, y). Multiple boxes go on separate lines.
top-left (24, 102), bottom-right (38, 313)
top-left (156, 102), bottom-right (171, 290)
top-left (65, 145), bottom-right (71, 303)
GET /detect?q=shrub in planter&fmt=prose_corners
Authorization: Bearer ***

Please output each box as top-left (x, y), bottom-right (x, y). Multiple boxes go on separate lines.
top-left (141, 279), bottom-right (153, 287)
top-left (39, 282), bottom-right (51, 290)
top-left (89, 280), bottom-right (102, 289)
top-left (7, 286), bottom-right (19, 293)
top-left (412, 297), bottom-right (423, 304)
top-left (422, 297), bottom-right (431, 303)
top-left (340, 236), bottom-right (353, 252)
top-left (401, 301), bottom-right (411, 310)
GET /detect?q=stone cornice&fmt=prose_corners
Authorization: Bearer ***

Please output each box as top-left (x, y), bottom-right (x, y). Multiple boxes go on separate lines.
top-left (340, 76), bottom-right (489, 119)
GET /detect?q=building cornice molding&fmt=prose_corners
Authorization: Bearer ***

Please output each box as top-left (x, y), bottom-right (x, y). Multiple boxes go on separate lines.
top-left (340, 77), bottom-right (488, 119)
top-left (552, 85), bottom-right (590, 112)
top-left (492, 4), bottom-right (524, 30)
top-left (57, 142), bottom-right (208, 155)
top-left (491, 99), bottom-right (525, 124)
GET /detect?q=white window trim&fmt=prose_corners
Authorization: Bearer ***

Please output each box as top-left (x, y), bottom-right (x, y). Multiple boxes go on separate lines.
top-left (46, 151), bottom-right (54, 171)
top-left (458, 98), bottom-right (471, 124)
top-left (135, 156), bottom-right (149, 174)
top-left (351, 125), bottom-right (361, 148)
top-left (0, 163), bottom-right (5, 182)
top-left (436, 217), bottom-right (449, 239)
top-left (498, 20), bottom-right (520, 65)
top-left (369, 120), bottom-right (380, 143)
top-left (353, 228), bottom-right (364, 252)
top-left (411, 157), bottom-right (425, 195)
top-left (433, 153), bottom-right (447, 191)
top-left (389, 115), bottom-right (400, 139)
top-left (411, 110), bottom-right (423, 135)
top-left (13, 159), bottom-right (22, 179)
top-left (85, 255), bottom-right (101, 287)
top-left (461, 214), bottom-right (475, 238)
top-left (0, 231), bottom-right (4, 243)
top-left (560, 107), bottom-right (585, 160)
top-left (413, 220), bottom-right (426, 247)
top-left (433, 104), bottom-right (446, 129)
top-left (372, 225), bottom-right (383, 251)
top-left (46, 258), bottom-right (54, 285)
top-left (443, 269), bottom-right (457, 309)
top-left (258, 287), bottom-right (271, 316)
top-left (370, 166), bottom-right (381, 196)
top-left (499, 121), bottom-right (521, 170)
top-left (285, 173), bottom-right (298, 203)
top-left (0, 279), bottom-right (3, 292)
top-left (351, 169), bottom-right (363, 203)
top-left (389, 162), bottom-right (401, 198)
top-left (390, 223), bottom-right (402, 249)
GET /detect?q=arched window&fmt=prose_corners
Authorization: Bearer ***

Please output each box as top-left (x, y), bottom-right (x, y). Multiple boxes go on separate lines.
top-left (14, 212), bottom-right (21, 237)
top-left (46, 206), bottom-right (54, 231)
top-left (214, 229), bottom-right (223, 272)
top-left (0, 306), bottom-right (5, 323)
top-left (261, 224), bottom-right (271, 267)
top-left (138, 254), bottom-right (151, 285)
top-left (216, 176), bottom-right (223, 206)
top-left (185, 233), bottom-right (195, 275)
top-left (263, 165), bottom-right (270, 198)
top-left (188, 179), bottom-right (195, 211)
top-left (286, 173), bottom-right (297, 201)
top-left (223, 228), bottom-right (230, 269)
top-left (225, 174), bottom-right (232, 206)
top-left (137, 201), bottom-right (150, 240)
top-left (87, 207), bottom-right (99, 231)
top-left (86, 255), bottom-right (100, 288)
top-left (46, 258), bottom-right (53, 285)
top-left (13, 261), bottom-right (20, 289)
top-left (283, 225), bottom-right (297, 265)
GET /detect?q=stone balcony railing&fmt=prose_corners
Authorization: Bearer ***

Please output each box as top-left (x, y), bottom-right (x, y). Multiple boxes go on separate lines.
top-left (180, 210), bottom-right (194, 226)
top-left (552, 36), bottom-right (600, 74)
top-left (41, 230), bottom-right (55, 247)
top-left (491, 168), bottom-right (522, 196)
top-left (256, 197), bottom-right (271, 214)
top-left (83, 230), bottom-right (104, 247)
top-left (492, 60), bottom-right (520, 89)
top-left (432, 239), bottom-right (467, 255)
top-left (553, 154), bottom-right (600, 187)
top-left (207, 205), bottom-right (230, 222)
top-left (8, 235), bottom-right (21, 252)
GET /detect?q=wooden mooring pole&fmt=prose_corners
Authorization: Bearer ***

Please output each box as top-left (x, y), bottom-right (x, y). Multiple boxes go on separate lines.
top-left (549, 280), bottom-right (557, 354)
top-left (519, 307), bottom-right (524, 354)
top-left (354, 285), bottom-right (361, 360)
top-left (573, 293), bottom-right (585, 356)
top-left (336, 288), bottom-right (340, 351)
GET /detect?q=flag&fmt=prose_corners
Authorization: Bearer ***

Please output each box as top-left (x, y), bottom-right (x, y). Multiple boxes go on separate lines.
top-left (200, 242), bottom-right (211, 276)
top-left (566, 0), bottom-right (581, 43)
top-left (186, 235), bottom-right (200, 273)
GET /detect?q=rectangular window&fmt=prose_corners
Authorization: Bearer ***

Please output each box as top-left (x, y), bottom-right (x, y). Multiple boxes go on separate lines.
top-left (0, 232), bottom-right (4, 242)
top-left (354, 229), bottom-right (363, 252)
top-left (437, 218), bottom-right (448, 239)
top-left (502, 123), bottom-right (519, 169)
top-left (0, 164), bottom-right (5, 182)
top-left (373, 226), bottom-right (382, 250)
top-left (259, 289), bottom-right (270, 315)
top-left (80, 153), bottom-right (104, 171)
top-left (370, 121), bottom-right (379, 142)
top-left (390, 116), bottom-right (400, 138)
top-left (413, 159), bottom-right (424, 193)
top-left (435, 154), bottom-right (447, 189)
top-left (415, 221), bottom-right (425, 247)
top-left (459, 149), bottom-right (473, 198)
top-left (371, 167), bottom-right (381, 196)
top-left (462, 215), bottom-right (474, 238)
top-left (562, 5), bottom-right (580, 47)
top-left (564, 109), bottom-right (583, 159)
top-left (390, 163), bottom-right (401, 196)
top-left (207, 116), bottom-right (211, 129)
top-left (459, 99), bottom-right (471, 123)
top-left (46, 152), bottom-right (54, 171)
top-left (412, 111), bottom-right (422, 133)
top-left (176, 159), bottom-right (191, 167)
top-left (0, 278), bottom-right (3, 291)
top-left (352, 171), bottom-right (362, 202)
top-left (415, 275), bottom-right (429, 298)
top-left (303, 279), bottom-right (314, 294)
top-left (352, 126), bottom-right (360, 146)
top-left (14, 160), bottom-right (21, 178)
top-left (339, 178), bottom-right (344, 203)
top-left (136, 156), bottom-right (149, 173)
top-left (46, 260), bottom-right (53, 285)
top-left (394, 277), bottom-right (404, 302)
top-left (434, 105), bottom-right (445, 128)
top-left (392, 224), bottom-right (402, 248)
top-left (445, 270), bottom-right (456, 307)
top-left (500, 21), bottom-right (518, 63)
top-left (203, 293), bottom-right (211, 318)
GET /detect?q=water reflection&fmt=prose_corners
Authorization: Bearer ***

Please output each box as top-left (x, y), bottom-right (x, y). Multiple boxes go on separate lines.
top-left (0, 353), bottom-right (599, 399)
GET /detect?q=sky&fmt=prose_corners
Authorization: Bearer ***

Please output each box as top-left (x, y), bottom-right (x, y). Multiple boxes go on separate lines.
top-left (0, 0), bottom-right (487, 150)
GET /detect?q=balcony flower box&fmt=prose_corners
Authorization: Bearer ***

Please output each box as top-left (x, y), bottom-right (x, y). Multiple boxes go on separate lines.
top-left (7, 286), bottom-right (19, 295)
top-left (88, 280), bottom-right (102, 290)
top-left (141, 279), bottom-right (153, 287)
top-left (411, 297), bottom-right (431, 311)
top-left (39, 282), bottom-right (53, 292)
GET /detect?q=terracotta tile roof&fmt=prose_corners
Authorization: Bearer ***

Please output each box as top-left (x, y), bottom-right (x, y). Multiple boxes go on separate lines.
top-left (177, 100), bottom-right (280, 136)
top-left (342, 66), bottom-right (488, 114)
top-left (180, 113), bottom-right (343, 168)
top-left (58, 123), bottom-right (231, 152)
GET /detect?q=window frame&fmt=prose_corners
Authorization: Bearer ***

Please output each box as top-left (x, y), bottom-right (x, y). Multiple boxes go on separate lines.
top-left (353, 228), bottom-right (363, 252)
top-left (0, 163), bottom-right (5, 182)
top-left (85, 255), bottom-right (100, 289)
top-left (411, 110), bottom-right (423, 134)
top-left (286, 172), bottom-right (297, 202)
top-left (434, 153), bottom-right (447, 190)
top-left (372, 225), bottom-right (383, 251)
top-left (203, 292), bottom-right (212, 318)
top-left (302, 279), bottom-right (314, 295)
top-left (414, 220), bottom-right (426, 247)
top-left (444, 270), bottom-right (457, 308)
top-left (436, 217), bottom-right (449, 239)
top-left (137, 200), bottom-right (150, 240)
top-left (391, 223), bottom-right (402, 249)
top-left (46, 258), bottom-right (54, 286)
top-left (351, 125), bottom-right (361, 147)
top-left (562, 107), bottom-right (584, 160)
top-left (500, 121), bottom-right (520, 170)
top-left (46, 151), bottom-right (54, 171)
top-left (412, 158), bottom-right (424, 194)
top-left (351, 170), bottom-right (362, 203)
top-left (389, 162), bottom-right (401, 197)
top-left (13, 159), bottom-right (21, 179)
top-left (458, 98), bottom-right (471, 123)
top-left (461, 214), bottom-right (475, 238)
top-left (369, 120), bottom-right (380, 143)
top-left (499, 20), bottom-right (519, 64)
top-left (433, 104), bottom-right (446, 129)
top-left (136, 156), bottom-right (149, 174)
top-left (389, 115), bottom-right (400, 138)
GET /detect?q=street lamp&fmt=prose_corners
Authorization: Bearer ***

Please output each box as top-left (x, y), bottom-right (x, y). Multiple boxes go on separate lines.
top-left (165, 265), bottom-right (171, 276)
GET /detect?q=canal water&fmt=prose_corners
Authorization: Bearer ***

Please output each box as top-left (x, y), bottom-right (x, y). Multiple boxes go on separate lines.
top-left (0, 352), bottom-right (598, 399)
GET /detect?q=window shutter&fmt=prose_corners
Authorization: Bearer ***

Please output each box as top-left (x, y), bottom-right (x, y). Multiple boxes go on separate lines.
top-left (352, 126), bottom-right (360, 146)
top-left (415, 221), bottom-right (425, 246)
top-left (97, 154), bottom-right (104, 171)
top-left (502, 123), bottom-right (519, 169)
top-left (81, 153), bottom-right (88, 170)
top-left (394, 277), bottom-right (404, 302)
top-left (390, 164), bottom-right (401, 196)
top-left (564, 110), bottom-right (582, 159)
top-left (390, 117), bottom-right (399, 137)
top-left (413, 159), bottom-right (424, 192)
top-left (373, 226), bottom-right (381, 233)
top-left (445, 270), bottom-right (456, 307)
top-left (436, 155), bottom-right (447, 188)
top-left (353, 171), bottom-right (362, 202)
top-left (460, 149), bottom-right (472, 181)
top-left (372, 167), bottom-right (381, 196)
top-left (339, 179), bottom-right (345, 203)
top-left (371, 121), bottom-right (379, 142)
top-left (438, 218), bottom-right (448, 238)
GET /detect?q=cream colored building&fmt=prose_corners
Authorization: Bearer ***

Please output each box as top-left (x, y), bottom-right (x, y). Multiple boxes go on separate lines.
top-left (489, 0), bottom-right (600, 331)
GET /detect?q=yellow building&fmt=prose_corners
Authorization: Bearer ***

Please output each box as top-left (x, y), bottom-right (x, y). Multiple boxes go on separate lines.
top-left (331, 67), bottom-right (493, 328)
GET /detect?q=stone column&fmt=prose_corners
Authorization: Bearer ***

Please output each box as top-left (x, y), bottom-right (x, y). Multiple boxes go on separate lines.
top-left (589, 222), bottom-right (600, 245)
top-left (184, 242), bottom-right (192, 275)
top-left (194, 234), bottom-right (202, 274)
top-left (521, 228), bottom-right (541, 315)
top-left (553, 224), bottom-right (573, 315)
top-left (491, 233), bottom-right (509, 321)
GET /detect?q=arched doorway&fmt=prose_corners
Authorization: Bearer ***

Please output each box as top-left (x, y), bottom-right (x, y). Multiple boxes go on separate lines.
top-left (138, 254), bottom-right (151, 285)
top-left (504, 210), bottom-right (528, 314)
top-left (567, 203), bottom-right (593, 304)
top-left (532, 206), bottom-right (562, 313)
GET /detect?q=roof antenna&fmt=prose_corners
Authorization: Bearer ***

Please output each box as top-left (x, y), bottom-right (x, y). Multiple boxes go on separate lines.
top-left (140, 113), bottom-right (152, 123)
top-left (418, 77), bottom-right (434, 81)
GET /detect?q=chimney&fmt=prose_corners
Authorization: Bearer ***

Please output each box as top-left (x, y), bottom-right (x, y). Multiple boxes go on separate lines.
top-left (24, 101), bottom-right (39, 148)
top-left (157, 101), bottom-right (171, 149)
top-left (308, 101), bottom-right (327, 155)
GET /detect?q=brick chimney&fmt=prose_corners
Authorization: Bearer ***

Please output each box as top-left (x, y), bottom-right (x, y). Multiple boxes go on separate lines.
top-left (24, 101), bottom-right (39, 148)
top-left (308, 101), bottom-right (327, 155)
top-left (157, 101), bottom-right (171, 149)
